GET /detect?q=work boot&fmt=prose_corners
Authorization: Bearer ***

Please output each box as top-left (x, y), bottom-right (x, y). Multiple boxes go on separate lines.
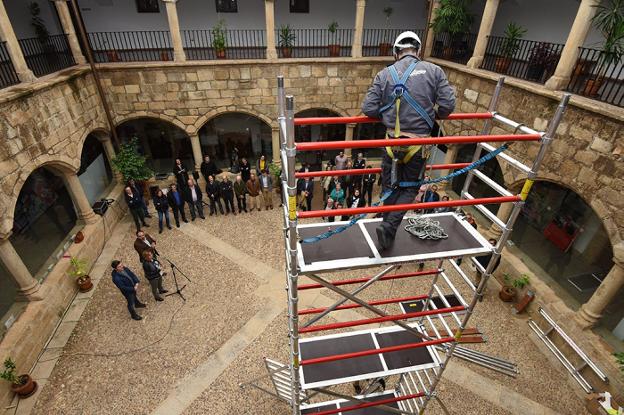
top-left (376, 226), bottom-right (392, 251)
top-left (155, 297), bottom-right (164, 302)
top-left (135, 302), bottom-right (146, 308)
top-left (131, 314), bottom-right (143, 321)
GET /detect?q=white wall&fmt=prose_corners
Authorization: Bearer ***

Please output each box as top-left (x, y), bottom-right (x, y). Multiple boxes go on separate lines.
top-left (363, 0), bottom-right (428, 30)
top-left (178, 0), bottom-right (265, 30)
top-left (79, 0), bottom-right (169, 32)
top-left (5, 0), bottom-right (63, 39)
top-left (275, 0), bottom-right (355, 29)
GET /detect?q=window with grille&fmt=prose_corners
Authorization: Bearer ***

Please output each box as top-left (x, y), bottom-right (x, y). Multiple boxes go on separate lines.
top-left (216, 0), bottom-right (237, 13)
top-left (290, 0), bottom-right (309, 13)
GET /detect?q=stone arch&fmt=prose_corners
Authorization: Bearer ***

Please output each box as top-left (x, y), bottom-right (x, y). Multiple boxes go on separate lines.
top-left (295, 105), bottom-right (349, 118)
top-left (75, 122), bottom-right (111, 154)
top-left (193, 107), bottom-right (275, 134)
top-left (113, 112), bottom-right (191, 135)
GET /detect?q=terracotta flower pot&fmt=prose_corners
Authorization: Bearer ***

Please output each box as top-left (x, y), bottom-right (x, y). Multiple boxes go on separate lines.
top-left (378, 42), bottom-right (392, 56)
top-left (77, 275), bottom-right (93, 293)
top-left (583, 78), bottom-right (603, 97)
top-left (280, 47), bottom-right (293, 58)
top-left (216, 49), bottom-right (226, 59)
top-left (499, 285), bottom-right (516, 302)
top-left (11, 375), bottom-right (37, 398)
top-left (74, 231), bottom-right (84, 244)
top-left (106, 50), bottom-right (119, 62)
top-left (328, 44), bottom-right (341, 57)
top-left (495, 57), bottom-right (512, 73)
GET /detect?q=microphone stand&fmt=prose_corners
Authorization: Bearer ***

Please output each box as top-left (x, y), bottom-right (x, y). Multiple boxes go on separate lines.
top-left (161, 255), bottom-right (192, 301)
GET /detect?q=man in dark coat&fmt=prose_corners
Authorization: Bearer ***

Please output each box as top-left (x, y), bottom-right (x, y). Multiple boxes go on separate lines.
top-left (167, 184), bottom-right (188, 227)
top-left (233, 175), bottom-right (248, 213)
top-left (239, 158), bottom-right (252, 183)
top-left (205, 175), bottom-right (225, 215)
top-left (297, 177), bottom-right (314, 211)
top-left (220, 174), bottom-right (236, 215)
top-left (124, 186), bottom-right (149, 231)
top-left (362, 166), bottom-right (376, 207)
top-left (352, 153), bottom-right (366, 193)
top-left (134, 229), bottom-right (157, 263)
top-left (173, 158), bottom-right (189, 189)
top-left (183, 178), bottom-right (205, 220)
top-left (127, 179), bottom-right (151, 218)
top-left (200, 155), bottom-right (220, 183)
top-left (111, 260), bottom-right (145, 320)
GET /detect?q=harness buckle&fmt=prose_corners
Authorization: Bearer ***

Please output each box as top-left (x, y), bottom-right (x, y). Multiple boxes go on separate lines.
top-left (393, 83), bottom-right (405, 97)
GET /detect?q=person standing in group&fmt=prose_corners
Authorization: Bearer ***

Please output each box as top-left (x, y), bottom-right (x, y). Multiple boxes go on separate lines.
top-left (134, 229), bottom-right (157, 263)
top-left (246, 173), bottom-right (262, 212)
top-left (220, 174), bottom-right (236, 215)
top-left (142, 251), bottom-right (168, 302)
top-left (322, 165), bottom-right (334, 203)
top-left (200, 155), bottom-right (220, 184)
top-left (124, 186), bottom-right (149, 231)
top-left (256, 155), bottom-right (268, 176)
top-left (260, 169), bottom-right (274, 210)
top-left (335, 151), bottom-right (348, 170)
top-left (353, 153), bottom-right (366, 193)
top-left (423, 184), bottom-right (440, 213)
top-left (111, 260), bottom-right (145, 321)
top-left (297, 177), bottom-right (314, 211)
top-left (362, 30), bottom-right (455, 250)
top-left (362, 166), bottom-right (376, 206)
top-left (184, 178), bottom-right (205, 220)
top-left (173, 158), bottom-right (189, 189)
top-left (152, 188), bottom-right (172, 233)
top-left (127, 179), bottom-right (151, 218)
top-left (233, 175), bottom-right (248, 213)
top-left (330, 182), bottom-right (345, 205)
top-left (416, 175), bottom-right (431, 203)
top-left (239, 158), bottom-right (252, 183)
top-left (434, 195), bottom-right (452, 213)
top-left (167, 184), bottom-right (188, 227)
top-left (347, 188), bottom-right (365, 210)
top-left (325, 197), bottom-right (335, 223)
top-left (205, 175), bottom-right (224, 216)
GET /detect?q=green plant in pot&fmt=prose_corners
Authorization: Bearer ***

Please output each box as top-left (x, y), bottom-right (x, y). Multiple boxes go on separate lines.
top-left (278, 24), bottom-right (296, 58)
top-left (1, 358), bottom-right (37, 398)
top-left (499, 273), bottom-right (516, 302)
top-left (512, 274), bottom-right (530, 292)
top-left (430, 0), bottom-right (474, 58)
top-left (584, 0), bottom-right (624, 96)
top-left (379, 7), bottom-right (394, 56)
top-left (328, 21), bottom-right (341, 57)
top-left (495, 22), bottom-right (526, 73)
top-left (28, 2), bottom-right (57, 65)
top-left (67, 257), bottom-right (93, 293)
top-left (111, 137), bottom-right (154, 183)
top-left (527, 42), bottom-right (558, 81)
top-left (212, 19), bottom-right (227, 59)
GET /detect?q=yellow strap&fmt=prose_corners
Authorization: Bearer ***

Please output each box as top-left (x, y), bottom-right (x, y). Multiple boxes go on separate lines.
top-left (385, 97), bottom-right (422, 163)
top-left (394, 98), bottom-right (401, 138)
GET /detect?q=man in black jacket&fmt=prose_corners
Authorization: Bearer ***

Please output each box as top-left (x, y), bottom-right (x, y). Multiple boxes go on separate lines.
top-left (124, 186), bottom-right (149, 231)
top-left (205, 175), bottom-right (225, 215)
top-left (111, 260), bottom-right (145, 320)
top-left (200, 155), bottom-right (220, 183)
top-left (239, 158), bottom-right (252, 183)
top-left (173, 158), bottom-right (189, 189)
top-left (362, 166), bottom-right (376, 207)
top-left (297, 177), bottom-right (314, 211)
top-left (353, 153), bottom-right (366, 193)
top-left (220, 174), bottom-right (236, 215)
top-left (184, 178), bottom-right (205, 220)
top-left (127, 179), bottom-right (151, 218)
top-left (167, 184), bottom-right (188, 227)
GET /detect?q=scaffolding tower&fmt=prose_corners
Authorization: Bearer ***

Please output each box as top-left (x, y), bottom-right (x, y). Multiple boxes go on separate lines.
top-left (264, 76), bottom-right (570, 415)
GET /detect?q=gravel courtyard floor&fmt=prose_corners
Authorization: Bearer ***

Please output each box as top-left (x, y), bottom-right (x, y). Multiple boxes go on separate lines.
top-left (27, 202), bottom-right (587, 415)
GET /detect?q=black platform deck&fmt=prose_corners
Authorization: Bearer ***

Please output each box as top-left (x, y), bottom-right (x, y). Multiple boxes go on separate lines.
top-left (297, 213), bottom-right (492, 273)
top-left (400, 294), bottom-right (465, 315)
top-left (301, 391), bottom-right (400, 414)
top-left (298, 324), bottom-right (439, 389)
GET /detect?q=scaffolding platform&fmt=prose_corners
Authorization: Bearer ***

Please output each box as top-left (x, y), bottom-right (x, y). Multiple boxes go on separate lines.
top-left (300, 391), bottom-right (401, 414)
top-left (297, 213), bottom-right (492, 273)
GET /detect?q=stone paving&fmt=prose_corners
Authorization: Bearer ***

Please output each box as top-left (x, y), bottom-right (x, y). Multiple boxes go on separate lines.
top-left (17, 200), bottom-right (588, 415)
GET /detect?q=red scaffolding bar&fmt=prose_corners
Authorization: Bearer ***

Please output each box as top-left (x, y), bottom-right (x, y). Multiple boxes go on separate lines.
top-left (298, 269), bottom-right (440, 291)
top-left (297, 195), bottom-right (520, 219)
top-left (299, 294), bottom-right (429, 315)
top-left (310, 393), bottom-right (426, 415)
top-left (300, 305), bottom-right (466, 334)
top-left (295, 133), bottom-right (540, 151)
top-left (293, 112), bottom-right (494, 126)
top-left (301, 337), bottom-right (455, 366)
top-left (294, 163), bottom-right (470, 179)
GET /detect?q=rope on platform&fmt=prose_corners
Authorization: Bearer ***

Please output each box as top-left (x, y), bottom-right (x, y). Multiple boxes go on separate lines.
top-left (299, 143), bottom-right (509, 244)
top-left (404, 216), bottom-right (448, 240)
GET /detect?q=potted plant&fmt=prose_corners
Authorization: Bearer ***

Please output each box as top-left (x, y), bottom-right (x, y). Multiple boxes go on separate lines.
top-left (111, 138), bottom-right (154, 182)
top-left (499, 273), bottom-right (516, 302)
top-left (584, 0), bottom-right (624, 96)
top-left (68, 257), bottom-right (93, 293)
top-left (526, 42), bottom-right (558, 81)
top-left (328, 21), bottom-right (340, 57)
top-left (212, 19), bottom-right (227, 59)
top-left (512, 274), bottom-right (530, 294)
top-left (430, 0), bottom-right (474, 59)
top-left (0, 358), bottom-right (37, 399)
top-left (278, 24), bottom-right (296, 58)
top-left (379, 7), bottom-right (393, 56)
top-left (495, 22), bottom-right (526, 73)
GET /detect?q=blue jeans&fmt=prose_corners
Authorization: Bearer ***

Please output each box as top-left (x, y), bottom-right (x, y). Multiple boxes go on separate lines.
top-left (157, 210), bottom-right (171, 230)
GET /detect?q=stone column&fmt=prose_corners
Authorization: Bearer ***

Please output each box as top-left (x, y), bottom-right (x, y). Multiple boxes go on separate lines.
top-left (545, 0), bottom-right (601, 90)
top-left (351, 0), bottom-right (366, 58)
top-left (0, 237), bottom-right (42, 301)
top-left (52, 0), bottom-right (86, 65)
top-left (576, 243), bottom-right (624, 328)
top-left (272, 127), bottom-right (280, 163)
top-left (486, 201), bottom-right (513, 238)
top-left (264, 0), bottom-right (278, 59)
top-left (438, 144), bottom-right (459, 189)
top-left (162, 0), bottom-right (186, 62)
top-left (0, 0), bottom-right (36, 82)
top-left (190, 134), bottom-right (203, 172)
top-left (467, 0), bottom-right (500, 69)
top-left (99, 135), bottom-right (123, 182)
top-left (65, 173), bottom-right (98, 225)
top-left (423, 0), bottom-right (441, 58)
top-left (345, 123), bottom-right (356, 158)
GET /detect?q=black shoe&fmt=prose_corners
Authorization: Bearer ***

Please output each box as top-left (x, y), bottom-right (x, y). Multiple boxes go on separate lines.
top-left (145, 214), bottom-right (153, 218)
top-left (131, 314), bottom-right (143, 320)
top-left (168, 225), bottom-right (172, 230)
top-left (159, 289), bottom-right (169, 294)
top-left (155, 297), bottom-right (164, 301)
top-left (159, 229), bottom-right (163, 234)
top-left (143, 223), bottom-right (150, 227)
top-left (192, 217), bottom-right (196, 221)
top-left (135, 302), bottom-right (146, 308)
top-left (210, 212), bottom-right (215, 216)
top-left (200, 215), bottom-right (205, 219)
top-left (376, 226), bottom-right (391, 251)
top-left (183, 219), bottom-right (189, 223)
top-left (176, 223), bottom-right (180, 228)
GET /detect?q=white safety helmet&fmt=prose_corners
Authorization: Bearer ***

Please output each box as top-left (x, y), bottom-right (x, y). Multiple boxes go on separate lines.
top-left (393, 31), bottom-right (421, 55)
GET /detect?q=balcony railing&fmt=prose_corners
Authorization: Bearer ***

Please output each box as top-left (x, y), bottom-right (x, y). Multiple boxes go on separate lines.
top-left (276, 28), bottom-right (353, 58)
top-left (481, 36), bottom-right (564, 84)
top-left (431, 32), bottom-right (477, 64)
top-left (0, 41), bottom-right (19, 89)
top-left (362, 28), bottom-right (425, 57)
top-left (567, 46), bottom-right (623, 107)
top-left (88, 31), bottom-right (173, 62)
top-left (182, 29), bottom-right (266, 60)
top-left (18, 34), bottom-right (75, 77)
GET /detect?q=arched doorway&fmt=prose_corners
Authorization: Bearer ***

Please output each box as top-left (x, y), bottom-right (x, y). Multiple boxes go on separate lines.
top-left (10, 167), bottom-right (77, 276)
top-left (295, 109), bottom-right (345, 171)
top-left (116, 118), bottom-right (193, 176)
top-left (78, 133), bottom-right (113, 204)
top-left (451, 144), bottom-right (504, 214)
top-left (198, 112), bottom-right (272, 170)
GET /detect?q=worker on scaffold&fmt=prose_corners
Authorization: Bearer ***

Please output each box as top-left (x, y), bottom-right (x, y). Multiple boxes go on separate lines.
top-left (362, 31), bottom-right (456, 250)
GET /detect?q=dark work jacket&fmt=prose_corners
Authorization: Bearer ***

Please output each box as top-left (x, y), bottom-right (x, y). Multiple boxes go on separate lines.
top-left (239, 162), bottom-right (252, 182)
top-left (297, 179), bottom-right (314, 195)
top-left (174, 164), bottom-right (189, 186)
top-left (153, 195), bottom-right (169, 213)
top-left (346, 195), bottom-right (365, 209)
top-left (124, 191), bottom-right (143, 210)
top-left (112, 267), bottom-right (139, 296)
top-left (167, 190), bottom-right (184, 207)
top-left (129, 183), bottom-right (145, 201)
top-left (206, 181), bottom-right (221, 199)
top-left (200, 160), bottom-right (220, 180)
top-left (220, 180), bottom-right (234, 199)
top-left (233, 180), bottom-right (247, 197)
top-left (476, 253), bottom-right (501, 274)
top-left (353, 159), bottom-right (366, 170)
top-left (423, 190), bottom-right (440, 203)
top-left (363, 174), bottom-right (376, 190)
top-left (142, 259), bottom-right (161, 281)
top-left (183, 184), bottom-right (203, 203)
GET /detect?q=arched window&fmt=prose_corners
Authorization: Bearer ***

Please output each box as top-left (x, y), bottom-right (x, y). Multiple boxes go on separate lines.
top-left (10, 167), bottom-right (77, 276)
top-left (78, 133), bottom-right (113, 205)
top-left (295, 109), bottom-right (345, 171)
top-left (198, 112), bottom-right (272, 170)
